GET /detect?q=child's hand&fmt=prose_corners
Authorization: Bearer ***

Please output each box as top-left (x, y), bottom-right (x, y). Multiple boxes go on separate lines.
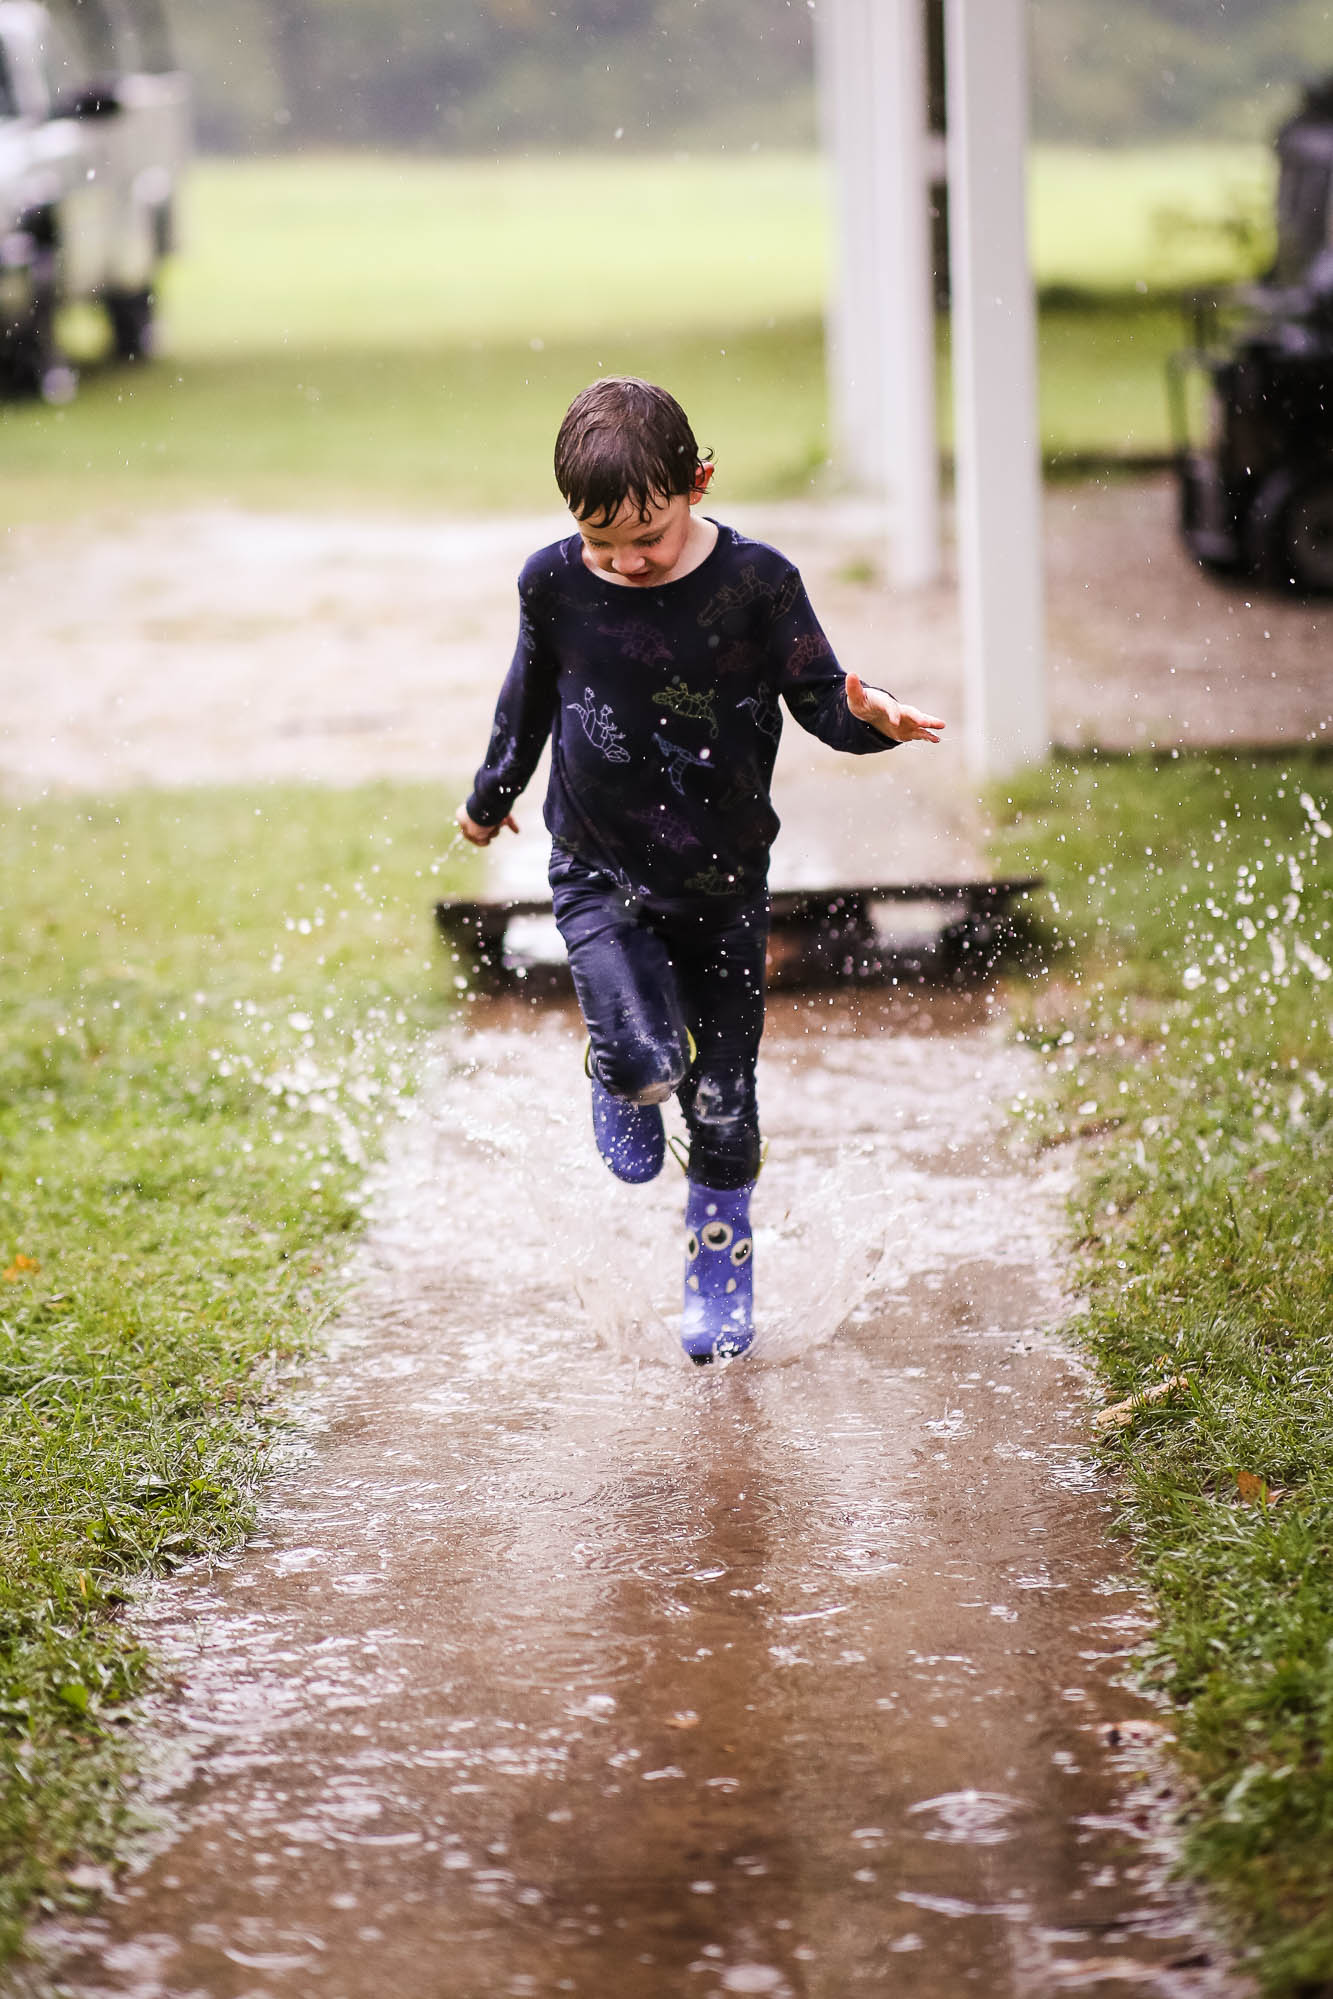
top-left (845, 675), bottom-right (946, 744)
top-left (455, 803), bottom-right (519, 846)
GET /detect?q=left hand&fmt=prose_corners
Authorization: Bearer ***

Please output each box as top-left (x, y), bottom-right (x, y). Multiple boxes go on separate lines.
top-left (845, 673), bottom-right (946, 744)
top-left (454, 803), bottom-right (519, 846)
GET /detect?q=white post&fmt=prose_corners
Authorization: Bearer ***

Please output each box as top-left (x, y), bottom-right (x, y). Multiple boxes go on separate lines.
top-left (816, 0), bottom-right (940, 585)
top-left (867, 0), bottom-right (940, 585)
top-left (815, 0), bottom-right (883, 491)
top-left (944, 0), bottom-right (1047, 774)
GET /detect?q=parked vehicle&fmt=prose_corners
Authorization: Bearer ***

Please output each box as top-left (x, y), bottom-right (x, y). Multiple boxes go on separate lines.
top-left (0, 0), bottom-right (188, 397)
top-left (1168, 77), bottom-right (1333, 594)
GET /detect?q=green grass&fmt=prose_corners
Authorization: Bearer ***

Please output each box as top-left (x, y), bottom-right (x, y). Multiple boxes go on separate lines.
top-left (0, 322), bottom-right (833, 522)
top-left (0, 303), bottom-right (1188, 522)
top-left (156, 153), bottom-right (833, 355)
top-left (992, 754), bottom-right (1333, 1994)
top-left (1031, 298), bottom-right (1185, 463)
top-left (149, 146), bottom-right (1270, 355)
top-left (0, 145), bottom-right (1271, 524)
top-left (0, 784), bottom-right (470, 1965)
top-left (1031, 142), bottom-right (1272, 295)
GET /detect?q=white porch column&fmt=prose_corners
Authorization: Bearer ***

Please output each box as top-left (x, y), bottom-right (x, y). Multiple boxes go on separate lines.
top-left (944, 0), bottom-right (1047, 774)
top-left (815, 0), bottom-right (883, 491)
top-left (867, 0), bottom-right (940, 585)
top-left (815, 0), bottom-right (941, 582)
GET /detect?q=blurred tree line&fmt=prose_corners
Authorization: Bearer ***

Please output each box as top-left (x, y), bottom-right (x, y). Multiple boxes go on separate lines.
top-left (1030, 0), bottom-right (1331, 144)
top-left (163, 0), bottom-right (1327, 153)
top-left (172, 0), bottom-right (818, 152)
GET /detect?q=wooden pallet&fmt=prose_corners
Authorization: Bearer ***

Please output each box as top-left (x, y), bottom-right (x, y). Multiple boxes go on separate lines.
top-left (435, 878), bottom-right (1042, 994)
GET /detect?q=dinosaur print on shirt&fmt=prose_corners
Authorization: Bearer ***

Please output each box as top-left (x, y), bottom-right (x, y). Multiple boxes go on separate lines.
top-left (625, 800), bottom-right (702, 853)
top-left (654, 732), bottom-right (715, 796)
top-left (736, 684), bottom-right (781, 741)
top-left (598, 620), bottom-right (675, 667)
top-left (570, 687), bottom-right (631, 762)
top-left (653, 677), bottom-right (720, 739)
top-left (785, 631), bottom-right (834, 672)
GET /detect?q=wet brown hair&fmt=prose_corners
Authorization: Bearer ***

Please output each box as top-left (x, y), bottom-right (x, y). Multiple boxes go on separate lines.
top-left (554, 377), bottom-right (710, 526)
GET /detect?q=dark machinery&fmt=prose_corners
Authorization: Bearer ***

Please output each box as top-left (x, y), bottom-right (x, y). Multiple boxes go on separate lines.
top-left (1168, 76), bottom-right (1333, 592)
top-left (435, 878), bottom-right (1041, 1000)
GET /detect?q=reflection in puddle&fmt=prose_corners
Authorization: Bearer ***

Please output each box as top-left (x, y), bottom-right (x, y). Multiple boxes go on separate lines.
top-left (907, 1790), bottom-right (1027, 1845)
top-left (31, 993), bottom-right (1242, 1999)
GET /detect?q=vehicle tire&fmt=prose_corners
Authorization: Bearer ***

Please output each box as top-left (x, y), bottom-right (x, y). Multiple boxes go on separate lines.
top-left (1247, 469), bottom-right (1333, 594)
top-left (0, 272), bottom-right (60, 400)
top-left (106, 286), bottom-right (156, 363)
top-left (1278, 476), bottom-right (1333, 594)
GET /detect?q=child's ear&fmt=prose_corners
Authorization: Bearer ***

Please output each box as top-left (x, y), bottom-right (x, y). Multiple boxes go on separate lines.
top-left (691, 462), bottom-right (716, 502)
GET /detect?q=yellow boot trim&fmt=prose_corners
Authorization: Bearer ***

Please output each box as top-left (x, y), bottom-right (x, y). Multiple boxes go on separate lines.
top-left (668, 1135), bottom-right (768, 1180)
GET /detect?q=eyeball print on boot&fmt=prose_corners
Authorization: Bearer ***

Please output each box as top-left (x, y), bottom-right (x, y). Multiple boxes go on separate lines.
top-left (681, 1180), bottom-right (755, 1364)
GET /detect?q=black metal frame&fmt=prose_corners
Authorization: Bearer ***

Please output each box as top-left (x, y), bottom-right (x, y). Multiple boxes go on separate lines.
top-left (435, 878), bottom-right (1043, 998)
top-left (1169, 304), bottom-right (1333, 589)
top-left (1167, 77), bottom-right (1333, 594)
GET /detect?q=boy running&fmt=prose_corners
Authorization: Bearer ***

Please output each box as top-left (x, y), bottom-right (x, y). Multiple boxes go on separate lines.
top-left (456, 378), bottom-right (944, 1364)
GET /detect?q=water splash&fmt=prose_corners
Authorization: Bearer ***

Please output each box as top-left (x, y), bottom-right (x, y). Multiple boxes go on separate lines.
top-left (404, 1009), bottom-right (897, 1370)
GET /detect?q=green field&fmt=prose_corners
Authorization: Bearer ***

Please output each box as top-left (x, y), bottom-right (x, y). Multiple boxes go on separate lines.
top-left (1030, 142), bottom-right (1271, 295)
top-left (140, 145), bottom-right (1276, 354)
top-left (0, 145), bottom-right (1271, 524)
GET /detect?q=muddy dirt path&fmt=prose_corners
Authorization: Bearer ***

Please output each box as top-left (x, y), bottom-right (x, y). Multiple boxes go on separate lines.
top-left (30, 993), bottom-right (1238, 1999)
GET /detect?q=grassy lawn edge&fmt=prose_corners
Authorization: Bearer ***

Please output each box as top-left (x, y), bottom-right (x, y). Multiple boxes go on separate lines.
top-left (991, 750), bottom-right (1333, 1997)
top-left (0, 782), bottom-right (470, 1968)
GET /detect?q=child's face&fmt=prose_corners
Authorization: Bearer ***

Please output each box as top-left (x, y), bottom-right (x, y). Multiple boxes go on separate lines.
top-left (574, 466), bottom-right (712, 587)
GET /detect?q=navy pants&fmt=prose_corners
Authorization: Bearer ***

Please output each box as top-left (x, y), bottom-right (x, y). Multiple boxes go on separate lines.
top-left (549, 846), bottom-right (768, 1191)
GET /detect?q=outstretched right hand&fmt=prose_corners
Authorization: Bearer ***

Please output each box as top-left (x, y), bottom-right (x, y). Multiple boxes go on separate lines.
top-left (455, 804), bottom-right (519, 847)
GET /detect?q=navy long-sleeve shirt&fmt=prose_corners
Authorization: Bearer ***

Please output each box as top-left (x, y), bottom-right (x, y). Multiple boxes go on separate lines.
top-left (466, 521), bottom-right (894, 908)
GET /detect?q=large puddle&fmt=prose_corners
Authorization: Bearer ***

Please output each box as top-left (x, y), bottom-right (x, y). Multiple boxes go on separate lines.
top-left (31, 991), bottom-right (1241, 1999)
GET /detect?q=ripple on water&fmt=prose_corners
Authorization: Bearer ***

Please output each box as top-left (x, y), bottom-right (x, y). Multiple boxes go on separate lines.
top-left (482, 1625), bottom-right (654, 1692)
top-left (906, 1789), bottom-right (1030, 1845)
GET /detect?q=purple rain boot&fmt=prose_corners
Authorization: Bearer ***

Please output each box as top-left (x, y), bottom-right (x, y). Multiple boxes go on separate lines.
top-left (681, 1180), bottom-right (755, 1364)
top-left (589, 1073), bottom-right (666, 1184)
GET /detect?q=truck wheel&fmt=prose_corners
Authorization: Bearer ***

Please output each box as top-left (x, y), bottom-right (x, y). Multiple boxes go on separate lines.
top-left (106, 287), bottom-right (156, 363)
top-left (0, 282), bottom-right (63, 400)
